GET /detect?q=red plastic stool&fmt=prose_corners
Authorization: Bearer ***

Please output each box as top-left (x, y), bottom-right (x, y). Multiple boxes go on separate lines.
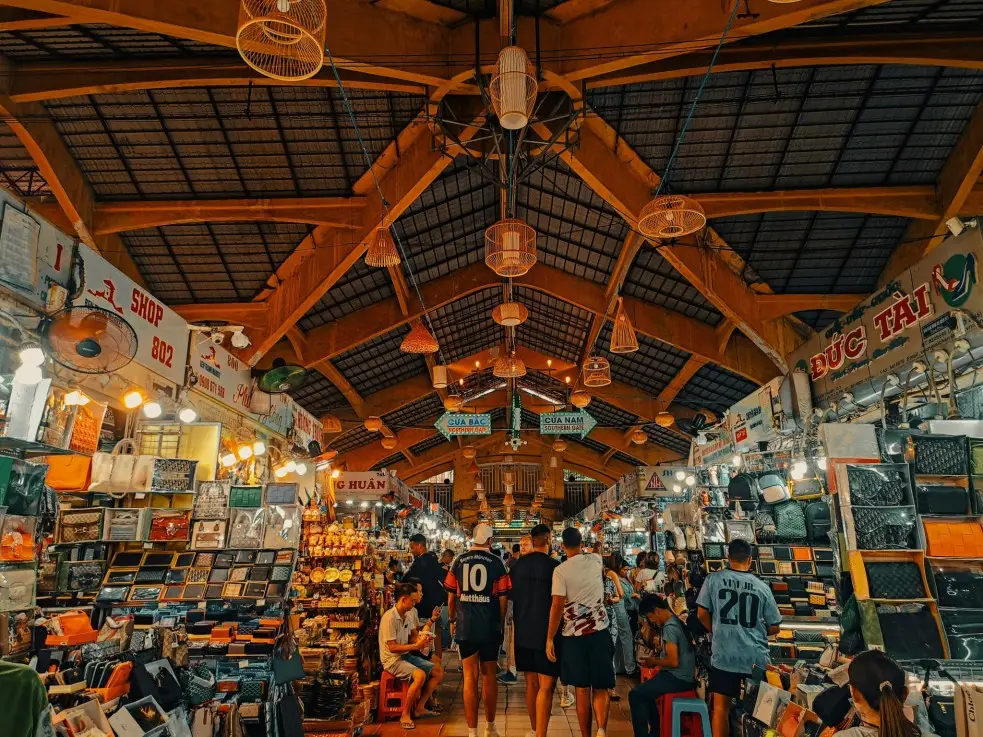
top-left (657, 690), bottom-right (703, 737)
top-left (377, 671), bottom-right (409, 722)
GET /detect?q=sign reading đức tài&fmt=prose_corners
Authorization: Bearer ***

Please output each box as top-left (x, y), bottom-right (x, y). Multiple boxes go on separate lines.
top-left (788, 228), bottom-right (983, 406)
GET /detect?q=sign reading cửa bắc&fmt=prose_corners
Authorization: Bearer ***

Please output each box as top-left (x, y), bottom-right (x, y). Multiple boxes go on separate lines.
top-left (788, 227), bottom-right (983, 407)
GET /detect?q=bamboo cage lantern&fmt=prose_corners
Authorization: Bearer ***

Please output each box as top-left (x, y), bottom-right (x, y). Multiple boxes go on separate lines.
top-left (610, 298), bottom-right (639, 354)
top-left (237, 0), bottom-right (326, 81)
top-left (493, 354), bottom-right (526, 378)
top-left (492, 301), bottom-right (529, 327)
top-left (474, 478), bottom-right (484, 492)
top-left (570, 390), bottom-right (591, 409)
top-left (400, 321), bottom-right (439, 354)
top-left (655, 411), bottom-right (674, 428)
top-left (443, 395), bottom-right (464, 412)
top-left (630, 428), bottom-right (647, 445)
top-left (485, 219), bottom-right (537, 277)
top-left (552, 438), bottom-right (567, 452)
top-left (381, 435), bottom-right (398, 450)
top-left (638, 194), bottom-right (706, 239)
top-left (365, 227), bottom-right (400, 267)
top-left (463, 445), bottom-right (476, 460)
top-left (503, 470), bottom-right (516, 485)
top-left (364, 417), bottom-right (383, 432)
top-left (490, 46), bottom-right (537, 130)
top-left (549, 455), bottom-right (558, 468)
top-left (322, 414), bottom-right (342, 433)
top-left (432, 364), bottom-right (449, 389)
top-left (583, 356), bottom-right (612, 387)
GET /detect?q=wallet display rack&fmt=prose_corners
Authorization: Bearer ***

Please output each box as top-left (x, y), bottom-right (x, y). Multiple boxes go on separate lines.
top-left (59, 479), bottom-right (306, 610)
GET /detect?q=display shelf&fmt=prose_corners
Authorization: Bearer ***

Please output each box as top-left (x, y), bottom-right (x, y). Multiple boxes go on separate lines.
top-left (0, 437), bottom-right (83, 459)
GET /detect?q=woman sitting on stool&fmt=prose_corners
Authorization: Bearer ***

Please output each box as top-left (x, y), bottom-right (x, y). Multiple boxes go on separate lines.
top-left (628, 596), bottom-right (696, 737)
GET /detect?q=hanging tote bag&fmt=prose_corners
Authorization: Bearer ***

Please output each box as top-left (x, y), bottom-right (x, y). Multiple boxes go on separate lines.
top-left (89, 439), bottom-right (144, 495)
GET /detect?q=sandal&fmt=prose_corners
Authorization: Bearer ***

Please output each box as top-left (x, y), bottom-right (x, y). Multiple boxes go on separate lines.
top-left (400, 718), bottom-right (416, 730)
top-left (413, 709), bottom-right (438, 719)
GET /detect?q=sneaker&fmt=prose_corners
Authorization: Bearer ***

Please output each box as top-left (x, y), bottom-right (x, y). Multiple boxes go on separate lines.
top-left (559, 692), bottom-right (574, 708)
top-left (497, 670), bottom-right (518, 684)
top-left (525, 731), bottom-right (536, 737)
top-left (485, 726), bottom-right (500, 737)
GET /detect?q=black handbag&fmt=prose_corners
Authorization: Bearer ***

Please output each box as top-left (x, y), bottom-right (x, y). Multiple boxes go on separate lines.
top-left (877, 604), bottom-right (946, 659)
top-left (910, 434), bottom-right (969, 476)
top-left (847, 464), bottom-right (910, 506)
top-left (852, 507), bottom-right (917, 550)
top-left (915, 485), bottom-right (969, 515)
top-left (933, 566), bottom-right (983, 608)
top-left (864, 562), bottom-right (925, 599)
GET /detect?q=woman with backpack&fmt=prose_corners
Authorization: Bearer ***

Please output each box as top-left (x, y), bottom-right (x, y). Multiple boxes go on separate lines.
top-left (628, 596), bottom-right (697, 737)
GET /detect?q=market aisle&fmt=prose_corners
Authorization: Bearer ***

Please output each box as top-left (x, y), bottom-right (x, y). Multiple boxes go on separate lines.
top-left (364, 655), bottom-right (637, 736)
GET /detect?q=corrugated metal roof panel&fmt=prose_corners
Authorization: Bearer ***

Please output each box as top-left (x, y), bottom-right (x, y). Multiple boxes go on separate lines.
top-left (299, 258), bottom-right (397, 330)
top-left (596, 322), bottom-right (691, 397)
top-left (675, 363), bottom-right (759, 414)
top-left (287, 370), bottom-right (353, 416)
top-left (330, 325), bottom-right (428, 397)
top-left (514, 287), bottom-right (592, 363)
top-left (622, 248), bottom-right (723, 325)
top-left (428, 288), bottom-right (502, 364)
top-left (382, 393), bottom-right (443, 430)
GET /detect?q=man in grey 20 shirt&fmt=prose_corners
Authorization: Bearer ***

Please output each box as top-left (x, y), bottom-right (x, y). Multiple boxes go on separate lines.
top-left (697, 539), bottom-right (781, 737)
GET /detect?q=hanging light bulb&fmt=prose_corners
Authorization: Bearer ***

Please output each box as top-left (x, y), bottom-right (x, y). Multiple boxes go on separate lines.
top-left (490, 46), bottom-right (537, 130)
top-left (332, 468), bottom-right (340, 479)
top-left (295, 463), bottom-right (308, 475)
top-left (672, 483), bottom-right (682, 493)
top-left (732, 454), bottom-right (742, 467)
top-left (142, 400), bottom-right (163, 419)
top-left (274, 466), bottom-right (289, 478)
top-left (220, 452), bottom-right (237, 468)
top-left (18, 343), bottom-right (44, 367)
top-left (123, 390), bottom-right (144, 409)
top-left (285, 460), bottom-right (297, 473)
top-left (178, 406), bottom-right (198, 423)
top-left (675, 470), bottom-right (686, 481)
top-left (13, 364), bottom-right (42, 385)
top-left (64, 390), bottom-right (90, 406)
top-left (252, 440), bottom-right (266, 456)
top-left (685, 475), bottom-right (696, 486)
top-left (817, 457), bottom-right (828, 471)
top-left (237, 444), bottom-right (253, 461)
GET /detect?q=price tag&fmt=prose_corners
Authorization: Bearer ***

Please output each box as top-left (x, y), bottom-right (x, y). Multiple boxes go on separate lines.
top-left (240, 660), bottom-right (249, 669)
top-left (135, 493), bottom-right (146, 500)
top-left (257, 599), bottom-right (265, 607)
top-left (143, 542), bottom-right (153, 549)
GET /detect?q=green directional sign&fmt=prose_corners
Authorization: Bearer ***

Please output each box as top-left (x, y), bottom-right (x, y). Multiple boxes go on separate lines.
top-left (539, 410), bottom-right (596, 438)
top-left (435, 412), bottom-right (492, 440)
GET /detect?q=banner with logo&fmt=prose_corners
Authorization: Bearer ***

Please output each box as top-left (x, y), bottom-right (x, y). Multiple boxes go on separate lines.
top-left (637, 465), bottom-right (698, 497)
top-left (789, 228), bottom-right (983, 406)
top-left (78, 244), bottom-right (190, 385)
top-left (191, 339), bottom-right (252, 414)
top-left (730, 376), bottom-right (785, 452)
top-left (291, 404), bottom-right (322, 450)
top-left (334, 471), bottom-right (390, 498)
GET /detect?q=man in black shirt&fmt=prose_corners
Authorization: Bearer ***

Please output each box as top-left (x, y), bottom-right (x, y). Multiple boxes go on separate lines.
top-left (405, 534), bottom-right (448, 659)
top-left (445, 523), bottom-right (511, 737)
top-left (509, 523), bottom-right (560, 737)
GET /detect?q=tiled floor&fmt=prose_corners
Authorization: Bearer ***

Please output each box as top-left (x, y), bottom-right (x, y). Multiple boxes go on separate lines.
top-left (363, 656), bottom-right (638, 737)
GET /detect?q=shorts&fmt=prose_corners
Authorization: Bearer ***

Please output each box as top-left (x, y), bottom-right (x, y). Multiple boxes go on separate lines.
top-left (387, 654), bottom-right (435, 681)
top-left (708, 667), bottom-right (749, 699)
top-left (560, 630), bottom-right (615, 690)
top-left (516, 643), bottom-right (561, 677)
top-left (458, 635), bottom-right (502, 663)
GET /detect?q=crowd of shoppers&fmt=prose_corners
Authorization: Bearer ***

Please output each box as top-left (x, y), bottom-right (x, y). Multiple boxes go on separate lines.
top-left (380, 526), bottom-right (925, 737)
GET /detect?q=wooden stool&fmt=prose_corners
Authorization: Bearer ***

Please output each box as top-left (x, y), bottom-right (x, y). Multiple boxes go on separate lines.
top-left (377, 671), bottom-right (409, 722)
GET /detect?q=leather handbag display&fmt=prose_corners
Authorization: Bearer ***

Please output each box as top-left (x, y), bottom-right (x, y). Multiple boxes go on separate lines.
top-left (58, 508), bottom-right (103, 543)
top-left (148, 509), bottom-right (191, 541)
top-left (915, 484), bottom-right (969, 515)
top-left (846, 464), bottom-right (910, 506)
top-left (44, 455), bottom-right (92, 492)
top-left (151, 458), bottom-right (198, 492)
top-left (876, 603), bottom-right (945, 659)
top-left (932, 561), bottom-right (983, 608)
top-left (88, 438), bottom-right (155, 495)
top-left (852, 507), bottom-right (917, 550)
top-left (194, 482), bottom-right (231, 519)
top-left (864, 561), bottom-right (926, 599)
top-left (910, 434), bottom-right (969, 476)
top-left (774, 500), bottom-right (807, 540)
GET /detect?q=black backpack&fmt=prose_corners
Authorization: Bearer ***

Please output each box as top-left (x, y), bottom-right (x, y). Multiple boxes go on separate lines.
top-left (727, 473), bottom-right (759, 501)
top-left (804, 501), bottom-right (832, 542)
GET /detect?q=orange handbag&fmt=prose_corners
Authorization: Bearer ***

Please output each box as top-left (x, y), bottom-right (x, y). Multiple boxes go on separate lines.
top-left (45, 455), bottom-right (92, 491)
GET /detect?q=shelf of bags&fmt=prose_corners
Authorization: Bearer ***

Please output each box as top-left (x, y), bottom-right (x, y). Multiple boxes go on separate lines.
top-left (95, 489), bottom-right (197, 495)
top-left (0, 437), bottom-right (84, 459)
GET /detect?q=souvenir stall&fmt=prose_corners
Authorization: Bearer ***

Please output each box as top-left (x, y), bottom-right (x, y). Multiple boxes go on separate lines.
top-left (0, 192), bottom-right (344, 737)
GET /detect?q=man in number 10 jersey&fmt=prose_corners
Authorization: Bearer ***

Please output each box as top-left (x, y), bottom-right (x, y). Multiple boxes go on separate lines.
top-left (445, 523), bottom-right (511, 737)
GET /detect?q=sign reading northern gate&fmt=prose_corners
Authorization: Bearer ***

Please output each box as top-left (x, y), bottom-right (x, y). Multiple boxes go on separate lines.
top-left (539, 410), bottom-right (597, 438)
top-left (789, 228), bottom-right (983, 406)
top-left (435, 412), bottom-right (492, 439)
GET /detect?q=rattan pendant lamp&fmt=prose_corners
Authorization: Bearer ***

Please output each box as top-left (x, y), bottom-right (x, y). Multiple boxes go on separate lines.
top-left (365, 227), bottom-right (400, 267)
top-left (237, 0), bottom-right (326, 81)
top-left (638, 194), bottom-right (706, 239)
top-left (485, 219), bottom-right (537, 277)
top-left (491, 46), bottom-right (537, 130)
top-left (400, 320), bottom-right (439, 354)
top-left (583, 356), bottom-right (612, 387)
top-left (609, 297), bottom-right (639, 353)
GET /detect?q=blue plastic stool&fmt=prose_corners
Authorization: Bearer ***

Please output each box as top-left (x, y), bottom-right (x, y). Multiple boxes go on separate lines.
top-left (670, 696), bottom-right (710, 737)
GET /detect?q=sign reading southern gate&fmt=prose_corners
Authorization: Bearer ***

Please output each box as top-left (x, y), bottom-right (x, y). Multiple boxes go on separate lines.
top-left (539, 410), bottom-right (597, 438)
top-left (789, 228), bottom-right (983, 406)
top-left (435, 412), bottom-right (492, 439)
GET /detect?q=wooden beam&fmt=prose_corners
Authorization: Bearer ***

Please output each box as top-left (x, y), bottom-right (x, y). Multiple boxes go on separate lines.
top-left (601, 447), bottom-right (617, 465)
top-left (0, 7), bottom-right (72, 30)
top-left (242, 118), bottom-right (480, 364)
top-left (9, 57), bottom-right (429, 103)
top-left (85, 197), bottom-right (364, 235)
top-left (699, 186), bottom-right (940, 221)
top-left (262, 259), bottom-right (778, 384)
top-left (756, 293), bottom-right (866, 321)
top-left (551, 115), bottom-right (802, 373)
top-left (0, 0), bottom-right (453, 87)
top-left (555, 0), bottom-right (894, 82)
top-left (172, 302), bottom-right (269, 329)
top-left (317, 361), bottom-right (365, 419)
top-left (658, 357), bottom-right (707, 406)
top-left (545, 0), bottom-right (618, 23)
top-left (0, 88), bottom-right (144, 284)
top-left (587, 30), bottom-right (983, 88)
top-left (370, 0), bottom-right (466, 26)
top-left (880, 98), bottom-right (983, 282)
top-left (580, 230), bottom-right (642, 365)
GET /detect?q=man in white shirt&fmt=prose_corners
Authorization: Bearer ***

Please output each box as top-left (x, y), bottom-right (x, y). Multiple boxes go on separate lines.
top-left (379, 582), bottom-right (444, 729)
top-left (547, 527), bottom-right (615, 737)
